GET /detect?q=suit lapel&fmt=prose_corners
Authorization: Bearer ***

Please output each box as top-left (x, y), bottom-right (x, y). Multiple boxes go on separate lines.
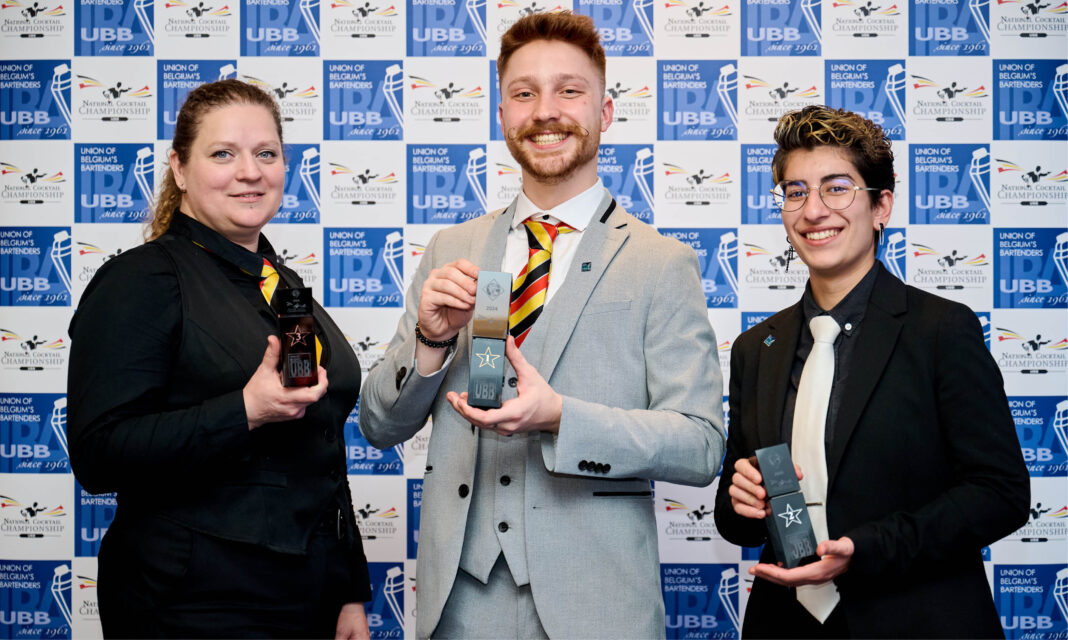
top-left (757, 303), bottom-right (802, 448)
top-left (478, 201), bottom-right (516, 271)
top-left (827, 264), bottom-right (907, 486)
top-left (530, 193), bottom-right (625, 381)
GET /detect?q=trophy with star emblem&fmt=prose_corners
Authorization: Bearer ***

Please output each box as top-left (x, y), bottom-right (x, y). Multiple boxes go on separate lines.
top-left (755, 444), bottom-right (819, 569)
top-left (468, 271), bottom-right (512, 408)
top-left (274, 287), bottom-right (318, 387)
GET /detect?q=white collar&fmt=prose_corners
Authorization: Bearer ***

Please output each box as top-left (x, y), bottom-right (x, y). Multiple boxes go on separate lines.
top-left (511, 179), bottom-right (605, 231)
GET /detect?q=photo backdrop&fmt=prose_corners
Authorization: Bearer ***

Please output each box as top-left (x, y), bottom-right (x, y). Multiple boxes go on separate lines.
top-left (1, 0), bottom-right (1066, 637)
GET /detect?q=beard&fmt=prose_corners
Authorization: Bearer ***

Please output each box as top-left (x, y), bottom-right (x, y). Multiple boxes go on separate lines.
top-left (505, 121), bottom-right (600, 185)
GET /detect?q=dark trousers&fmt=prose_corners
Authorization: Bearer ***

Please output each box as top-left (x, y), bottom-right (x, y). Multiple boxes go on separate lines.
top-left (98, 513), bottom-right (354, 639)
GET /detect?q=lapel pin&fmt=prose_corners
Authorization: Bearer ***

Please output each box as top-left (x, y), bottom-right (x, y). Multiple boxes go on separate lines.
top-left (581, 262), bottom-right (591, 272)
top-left (764, 335), bottom-right (775, 347)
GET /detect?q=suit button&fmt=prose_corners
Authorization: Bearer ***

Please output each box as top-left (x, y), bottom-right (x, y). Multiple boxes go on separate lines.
top-left (594, 463), bottom-right (604, 473)
top-left (603, 463), bottom-right (611, 473)
top-left (329, 468), bottom-right (341, 481)
top-left (323, 427), bottom-right (335, 442)
top-left (498, 522), bottom-right (509, 533)
top-left (395, 367), bottom-right (407, 390)
top-left (508, 377), bottom-right (517, 388)
top-left (578, 460), bottom-right (588, 471)
top-left (500, 475), bottom-right (511, 486)
top-left (458, 484), bottom-right (469, 498)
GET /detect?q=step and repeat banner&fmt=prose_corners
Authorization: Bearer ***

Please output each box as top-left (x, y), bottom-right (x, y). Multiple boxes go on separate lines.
top-left (1, 0), bottom-right (1066, 637)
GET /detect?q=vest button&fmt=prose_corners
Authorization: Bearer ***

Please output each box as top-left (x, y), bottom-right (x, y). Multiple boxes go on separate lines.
top-left (508, 377), bottom-right (517, 388)
top-left (498, 522), bottom-right (509, 533)
top-left (458, 484), bottom-right (469, 498)
top-left (500, 475), bottom-right (511, 486)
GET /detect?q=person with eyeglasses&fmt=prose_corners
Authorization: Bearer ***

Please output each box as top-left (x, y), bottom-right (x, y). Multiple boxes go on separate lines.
top-left (713, 105), bottom-right (1029, 638)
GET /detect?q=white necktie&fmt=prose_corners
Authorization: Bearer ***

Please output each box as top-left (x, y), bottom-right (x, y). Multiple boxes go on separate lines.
top-left (791, 314), bottom-right (841, 622)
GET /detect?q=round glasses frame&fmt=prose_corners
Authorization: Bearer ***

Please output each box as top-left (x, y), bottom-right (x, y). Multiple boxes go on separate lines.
top-left (771, 178), bottom-right (882, 212)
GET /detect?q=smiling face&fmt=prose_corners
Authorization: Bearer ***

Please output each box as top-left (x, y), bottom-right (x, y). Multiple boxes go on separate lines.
top-left (169, 102), bottom-right (284, 251)
top-left (780, 146), bottom-right (892, 291)
top-left (499, 39), bottom-right (612, 194)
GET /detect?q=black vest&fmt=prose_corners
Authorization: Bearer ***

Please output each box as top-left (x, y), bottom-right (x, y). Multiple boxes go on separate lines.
top-left (126, 232), bottom-right (361, 554)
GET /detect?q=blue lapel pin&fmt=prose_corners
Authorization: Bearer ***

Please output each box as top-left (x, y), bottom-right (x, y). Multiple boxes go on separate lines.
top-left (764, 335), bottom-right (775, 347)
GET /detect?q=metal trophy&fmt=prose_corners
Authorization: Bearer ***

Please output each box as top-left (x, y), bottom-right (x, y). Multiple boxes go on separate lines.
top-left (754, 443), bottom-right (819, 569)
top-left (467, 271), bottom-right (512, 408)
top-left (274, 287), bottom-right (318, 387)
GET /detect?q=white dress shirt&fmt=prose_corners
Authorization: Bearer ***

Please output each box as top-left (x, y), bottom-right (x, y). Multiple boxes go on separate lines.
top-left (504, 179), bottom-right (605, 305)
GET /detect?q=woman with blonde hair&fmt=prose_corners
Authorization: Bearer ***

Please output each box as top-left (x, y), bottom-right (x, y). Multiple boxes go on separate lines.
top-left (68, 79), bottom-right (371, 639)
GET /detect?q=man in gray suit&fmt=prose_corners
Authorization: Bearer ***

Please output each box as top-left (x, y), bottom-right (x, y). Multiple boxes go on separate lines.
top-left (359, 12), bottom-right (725, 639)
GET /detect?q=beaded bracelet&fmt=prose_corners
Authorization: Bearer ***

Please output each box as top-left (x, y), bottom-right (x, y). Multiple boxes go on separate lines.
top-left (415, 323), bottom-right (458, 349)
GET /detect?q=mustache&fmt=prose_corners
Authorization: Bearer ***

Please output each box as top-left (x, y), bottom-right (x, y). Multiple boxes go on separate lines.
top-left (506, 123), bottom-right (591, 141)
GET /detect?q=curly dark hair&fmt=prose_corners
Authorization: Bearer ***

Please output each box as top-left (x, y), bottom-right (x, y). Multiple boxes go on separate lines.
top-left (771, 105), bottom-right (895, 206)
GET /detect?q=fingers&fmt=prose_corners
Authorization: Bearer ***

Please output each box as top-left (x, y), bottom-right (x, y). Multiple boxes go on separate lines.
top-left (728, 489), bottom-right (767, 520)
top-left (446, 391), bottom-right (507, 425)
top-left (817, 536), bottom-right (854, 558)
top-left (445, 391), bottom-right (523, 434)
top-left (504, 335), bottom-right (532, 378)
top-left (427, 260), bottom-right (479, 301)
top-left (260, 334), bottom-right (281, 369)
top-left (309, 365), bottom-right (329, 400)
top-left (750, 555), bottom-right (846, 587)
top-left (245, 338), bottom-right (329, 430)
top-left (750, 561), bottom-right (822, 587)
top-left (736, 457), bottom-right (764, 486)
top-left (419, 260), bottom-right (480, 340)
top-left (425, 270), bottom-right (477, 305)
top-left (729, 457), bottom-right (768, 519)
top-left (452, 258), bottom-right (480, 279)
top-left (732, 458), bottom-right (766, 500)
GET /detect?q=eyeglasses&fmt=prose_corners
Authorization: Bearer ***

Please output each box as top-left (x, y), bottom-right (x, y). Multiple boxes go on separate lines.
top-left (771, 177), bottom-right (881, 212)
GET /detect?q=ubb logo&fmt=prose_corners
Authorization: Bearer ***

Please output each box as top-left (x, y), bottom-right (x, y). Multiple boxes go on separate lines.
top-left (596, 26), bottom-right (634, 42)
top-left (915, 194), bottom-right (970, 210)
top-left (412, 27), bottom-right (466, 42)
top-left (914, 26), bottom-right (970, 41)
top-left (747, 26), bottom-right (801, 41)
top-left (79, 27), bottom-right (135, 41)
top-left (0, 112), bottom-right (51, 126)
top-left (246, 27), bottom-right (301, 41)
top-left (999, 111), bottom-right (1055, 126)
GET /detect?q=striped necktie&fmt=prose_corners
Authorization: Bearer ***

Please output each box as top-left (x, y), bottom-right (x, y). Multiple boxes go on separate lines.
top-left (261, 259), bottom-right (322, 364)
top-left (509, 219), bottom-right (573, 347)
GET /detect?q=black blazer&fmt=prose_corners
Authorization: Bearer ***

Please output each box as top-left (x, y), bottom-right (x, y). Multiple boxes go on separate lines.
top-left (714, 262), bottom-right (1029, 638)
top-left (68, 218), bottom-right (366, 587)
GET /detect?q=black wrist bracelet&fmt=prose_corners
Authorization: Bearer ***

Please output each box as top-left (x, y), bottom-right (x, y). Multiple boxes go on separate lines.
top-left (415, 323), bottom-right (458, 349)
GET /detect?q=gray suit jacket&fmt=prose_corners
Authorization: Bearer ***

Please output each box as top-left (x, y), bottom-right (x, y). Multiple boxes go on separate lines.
top-left (360, 192), bottom-right (725, 639)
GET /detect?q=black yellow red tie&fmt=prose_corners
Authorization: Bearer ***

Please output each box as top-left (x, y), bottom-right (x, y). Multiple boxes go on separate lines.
top-left (509, 220), bottom-right (573, 347)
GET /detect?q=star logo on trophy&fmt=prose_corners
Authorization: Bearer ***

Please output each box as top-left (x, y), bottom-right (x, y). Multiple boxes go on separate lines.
top-left (778, 503), bottom-right (803, 528)
top-left (475, 346), bottom-right (501, 368)
top-left (286, 325), bottom-right (310, 347)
